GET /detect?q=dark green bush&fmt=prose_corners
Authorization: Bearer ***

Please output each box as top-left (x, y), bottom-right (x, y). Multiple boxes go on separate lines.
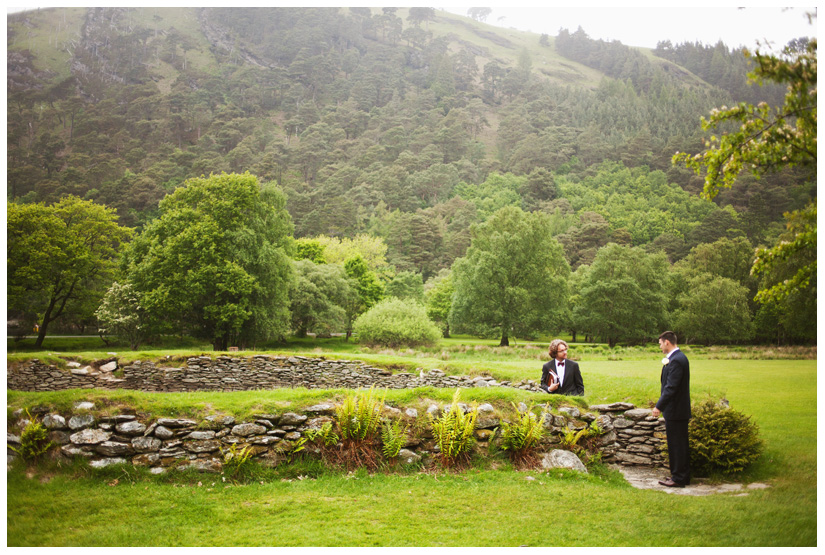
top-left (354, 298), bottom-right (442, 348)
top-left (688, 399), bottom-right (764, 475)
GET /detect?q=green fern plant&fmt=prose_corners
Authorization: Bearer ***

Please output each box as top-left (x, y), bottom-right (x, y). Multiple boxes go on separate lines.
top-left (558, 421), bottom-right (603, 457)
top-left (430, 389), bottom-right (478, 468)
top-left (380, 419), bottom-right (409, 460)
top-left (11, 409), bottom-right (53, 461)
top-left (332, 386), bottom-right (387, 470)
top-left (500, 403), bottom-right (546, 468)
top-left (336, 386), bottom-right (386, 442)
top-left (219, 442), bottom-right (254, 479)
top-left (305, 421), bottom-right (340, 448)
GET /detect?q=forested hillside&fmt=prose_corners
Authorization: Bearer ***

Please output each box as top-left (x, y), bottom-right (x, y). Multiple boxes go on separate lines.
top-left (7, 7), bottom-right (816, 345)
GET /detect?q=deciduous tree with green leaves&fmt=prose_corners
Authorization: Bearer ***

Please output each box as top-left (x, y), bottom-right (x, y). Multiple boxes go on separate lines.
top-left (574, 243), bottom-right (668, 347)
top-left (449, 206), bottom-right (569, 346)
top-left (8, 196), bottom-right (133, 348)
top-left (674, 34), bottom-right (816, 310)
top-left (122, 173), bottom-right (294, 350)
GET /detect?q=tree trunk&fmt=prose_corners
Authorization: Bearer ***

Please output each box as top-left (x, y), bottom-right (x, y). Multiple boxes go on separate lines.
top-left (213, 334), bottom-right (229, 351)
top-left (571, 330), bottom-right (577, 343)
top-left (34, 298), bottom-right (58, 348)
top-left (499, 334), bottom-right (509, 347)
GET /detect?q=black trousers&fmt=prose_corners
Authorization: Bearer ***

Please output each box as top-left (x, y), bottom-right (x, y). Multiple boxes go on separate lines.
top-left (665, 418), bottom-right (690, 485)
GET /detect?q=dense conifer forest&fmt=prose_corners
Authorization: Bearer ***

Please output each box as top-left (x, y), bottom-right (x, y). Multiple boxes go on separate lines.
top-left (7, 7), bottom-right (816, 345)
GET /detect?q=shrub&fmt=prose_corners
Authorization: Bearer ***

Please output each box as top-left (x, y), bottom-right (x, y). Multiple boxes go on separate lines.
top-left (353, 298), bottom-right (441, 348)
top-left (688, 399), bottom-right (764, 475)
top-left (430, 390), bottom-right (478, 468)
top-left (12, 409), bottom-right (53, 461)
top-left (499, 403), bottom-right (547, 468)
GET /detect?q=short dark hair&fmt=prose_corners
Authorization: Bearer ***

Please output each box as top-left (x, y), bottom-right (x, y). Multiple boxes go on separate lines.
top-left (659, 331), bottom-right (677, 345)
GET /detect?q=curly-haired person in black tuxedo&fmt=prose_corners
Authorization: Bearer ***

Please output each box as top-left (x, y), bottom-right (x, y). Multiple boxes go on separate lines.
top-left (539, 339), bottom-right (584, 396)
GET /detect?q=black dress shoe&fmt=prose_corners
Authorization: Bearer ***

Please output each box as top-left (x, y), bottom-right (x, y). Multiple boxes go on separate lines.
top-left (658, 479), bottom-right (685, 488)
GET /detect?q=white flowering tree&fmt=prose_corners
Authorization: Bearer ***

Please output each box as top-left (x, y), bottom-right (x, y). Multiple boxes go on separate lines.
top-left (95, 282), bottom-right (149, 350)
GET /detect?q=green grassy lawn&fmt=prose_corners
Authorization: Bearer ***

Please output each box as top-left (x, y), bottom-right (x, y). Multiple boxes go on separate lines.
top-left (6, 338), bottom-right (817, 546)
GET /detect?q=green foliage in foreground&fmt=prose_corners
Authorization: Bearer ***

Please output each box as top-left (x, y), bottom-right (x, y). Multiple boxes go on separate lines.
top-left (688, 399), bottom-right (764, 476)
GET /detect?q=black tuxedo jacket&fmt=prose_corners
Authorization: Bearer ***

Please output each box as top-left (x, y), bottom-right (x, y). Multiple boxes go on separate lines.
top-left (540, 360), bottom-right (584, 396)
top-left (656, 349), bottom-right (691, 420)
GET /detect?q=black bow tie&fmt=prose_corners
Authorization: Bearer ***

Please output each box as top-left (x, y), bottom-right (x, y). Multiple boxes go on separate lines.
top-left (558, 362), bottom-right (565, 366)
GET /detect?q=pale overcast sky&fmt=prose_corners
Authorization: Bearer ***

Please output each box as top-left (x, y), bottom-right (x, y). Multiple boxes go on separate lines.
top-left (442, 5), bottom-right (816, 51)
top-left (8, 4), bottom-right (817, 52)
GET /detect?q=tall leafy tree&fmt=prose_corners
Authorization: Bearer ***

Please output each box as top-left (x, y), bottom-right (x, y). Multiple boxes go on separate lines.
top-left (674, 276), bottom-right (753, 345)
top-left (123, 173), bottom-right (294, 350)
top-left (574, 243), bottom-right (668, 347)
top-left (289, 260), bottom-right (353, 337)
top-left (449, 206), bottom-right (569, 346)
top-left (7, 197), bottom-right (132, 348)
top-left (342, 255), bottom-right (385, 341)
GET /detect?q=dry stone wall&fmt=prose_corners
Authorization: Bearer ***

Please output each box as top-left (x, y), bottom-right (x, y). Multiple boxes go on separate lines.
top-left (7, 356), bottom-right (666, 469)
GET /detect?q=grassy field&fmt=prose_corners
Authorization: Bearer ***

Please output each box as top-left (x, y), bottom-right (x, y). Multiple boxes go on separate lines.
top-left (5, 337), bottom-right (817, 546)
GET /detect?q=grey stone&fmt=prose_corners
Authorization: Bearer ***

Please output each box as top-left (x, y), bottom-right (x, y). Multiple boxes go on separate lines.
top-left (478, 403), bottom-right (495, 413)
top-left (476, 416), bottom-right (500, 429)
top-left (183, 440), bottom-right (220, 453)
top-left (48, 431), bottom-right (72, 445)
top-left (67, 361), bottom-right (81, 368)
top-left (70, 428), bottom-right (111, 445)
top-left (404, 408), bottom-right (419, 419)
top-left (68, 414), bottom-right (96, 430)
top-left (398, 449), bottom-right (422, 465)
top-left (89, 457), bottom-right (127, 468)
top-left (132, 436), bottom-right (162, 453)
top-left (42, 414), bottom-right (67, 430)
top-left (595, 415), bottom-right (613, 431)
top-left (541, 450), bottom-right (588, 473)
top-left (559, 406), bottom-right (581, 419)
top-left (60, 445), bottom-right (94, 458)
top-left (598, 430), bottom-right (618, 446)
top-left (232, 423), bottom-right (267, 437)
top-left (99, 361), bottom-right (118, 372)
top-left (517, 403), bottom-right (529, 413)
top-left (624, 408), bottom-right (653, 420)
top-left (279, 413), bottom-right (307, 426)
top-left (178, 458), bottom-right (222, 473)
top-left (7, 433), bottom-right (21, 446)
top-left (154, 426), bottom-right (174, 439)
top-left (589, 402), bottom-right (635, 412)
top-left (427, 404), bottom-right (441, 417)
top-left (116, 421), bottom-right (146, 436)
top-left (612, 417), bottom-right (633, 429)
top-left (284, 432), bottom-right (302, 441)
top-left (95, 441), bottom-right (134, 457)
top-left (132, 453), bottom-right (160, 466)
top-left (222, 416), bottom-right (236, 426)
top-left (185, 431), bottom-right (216, 440)
top-left (150, 467), bottom-right (166, 475)
top-left (306, 404), bottom-right (335, 415)
top-left (156, 418), bottom-right (197, 428)
top-left (111, 415), bottom-right (137, 423)
top-left (71, 367), bottom-right (89, 375)
top-left (473, 380), bottom-right (489, 387)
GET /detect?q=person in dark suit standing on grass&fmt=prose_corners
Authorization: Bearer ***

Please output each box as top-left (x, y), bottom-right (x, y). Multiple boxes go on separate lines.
top-left (540, 339), bottom-right (584, 396)
top-left (652, 330), bottom-right (691, 488)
